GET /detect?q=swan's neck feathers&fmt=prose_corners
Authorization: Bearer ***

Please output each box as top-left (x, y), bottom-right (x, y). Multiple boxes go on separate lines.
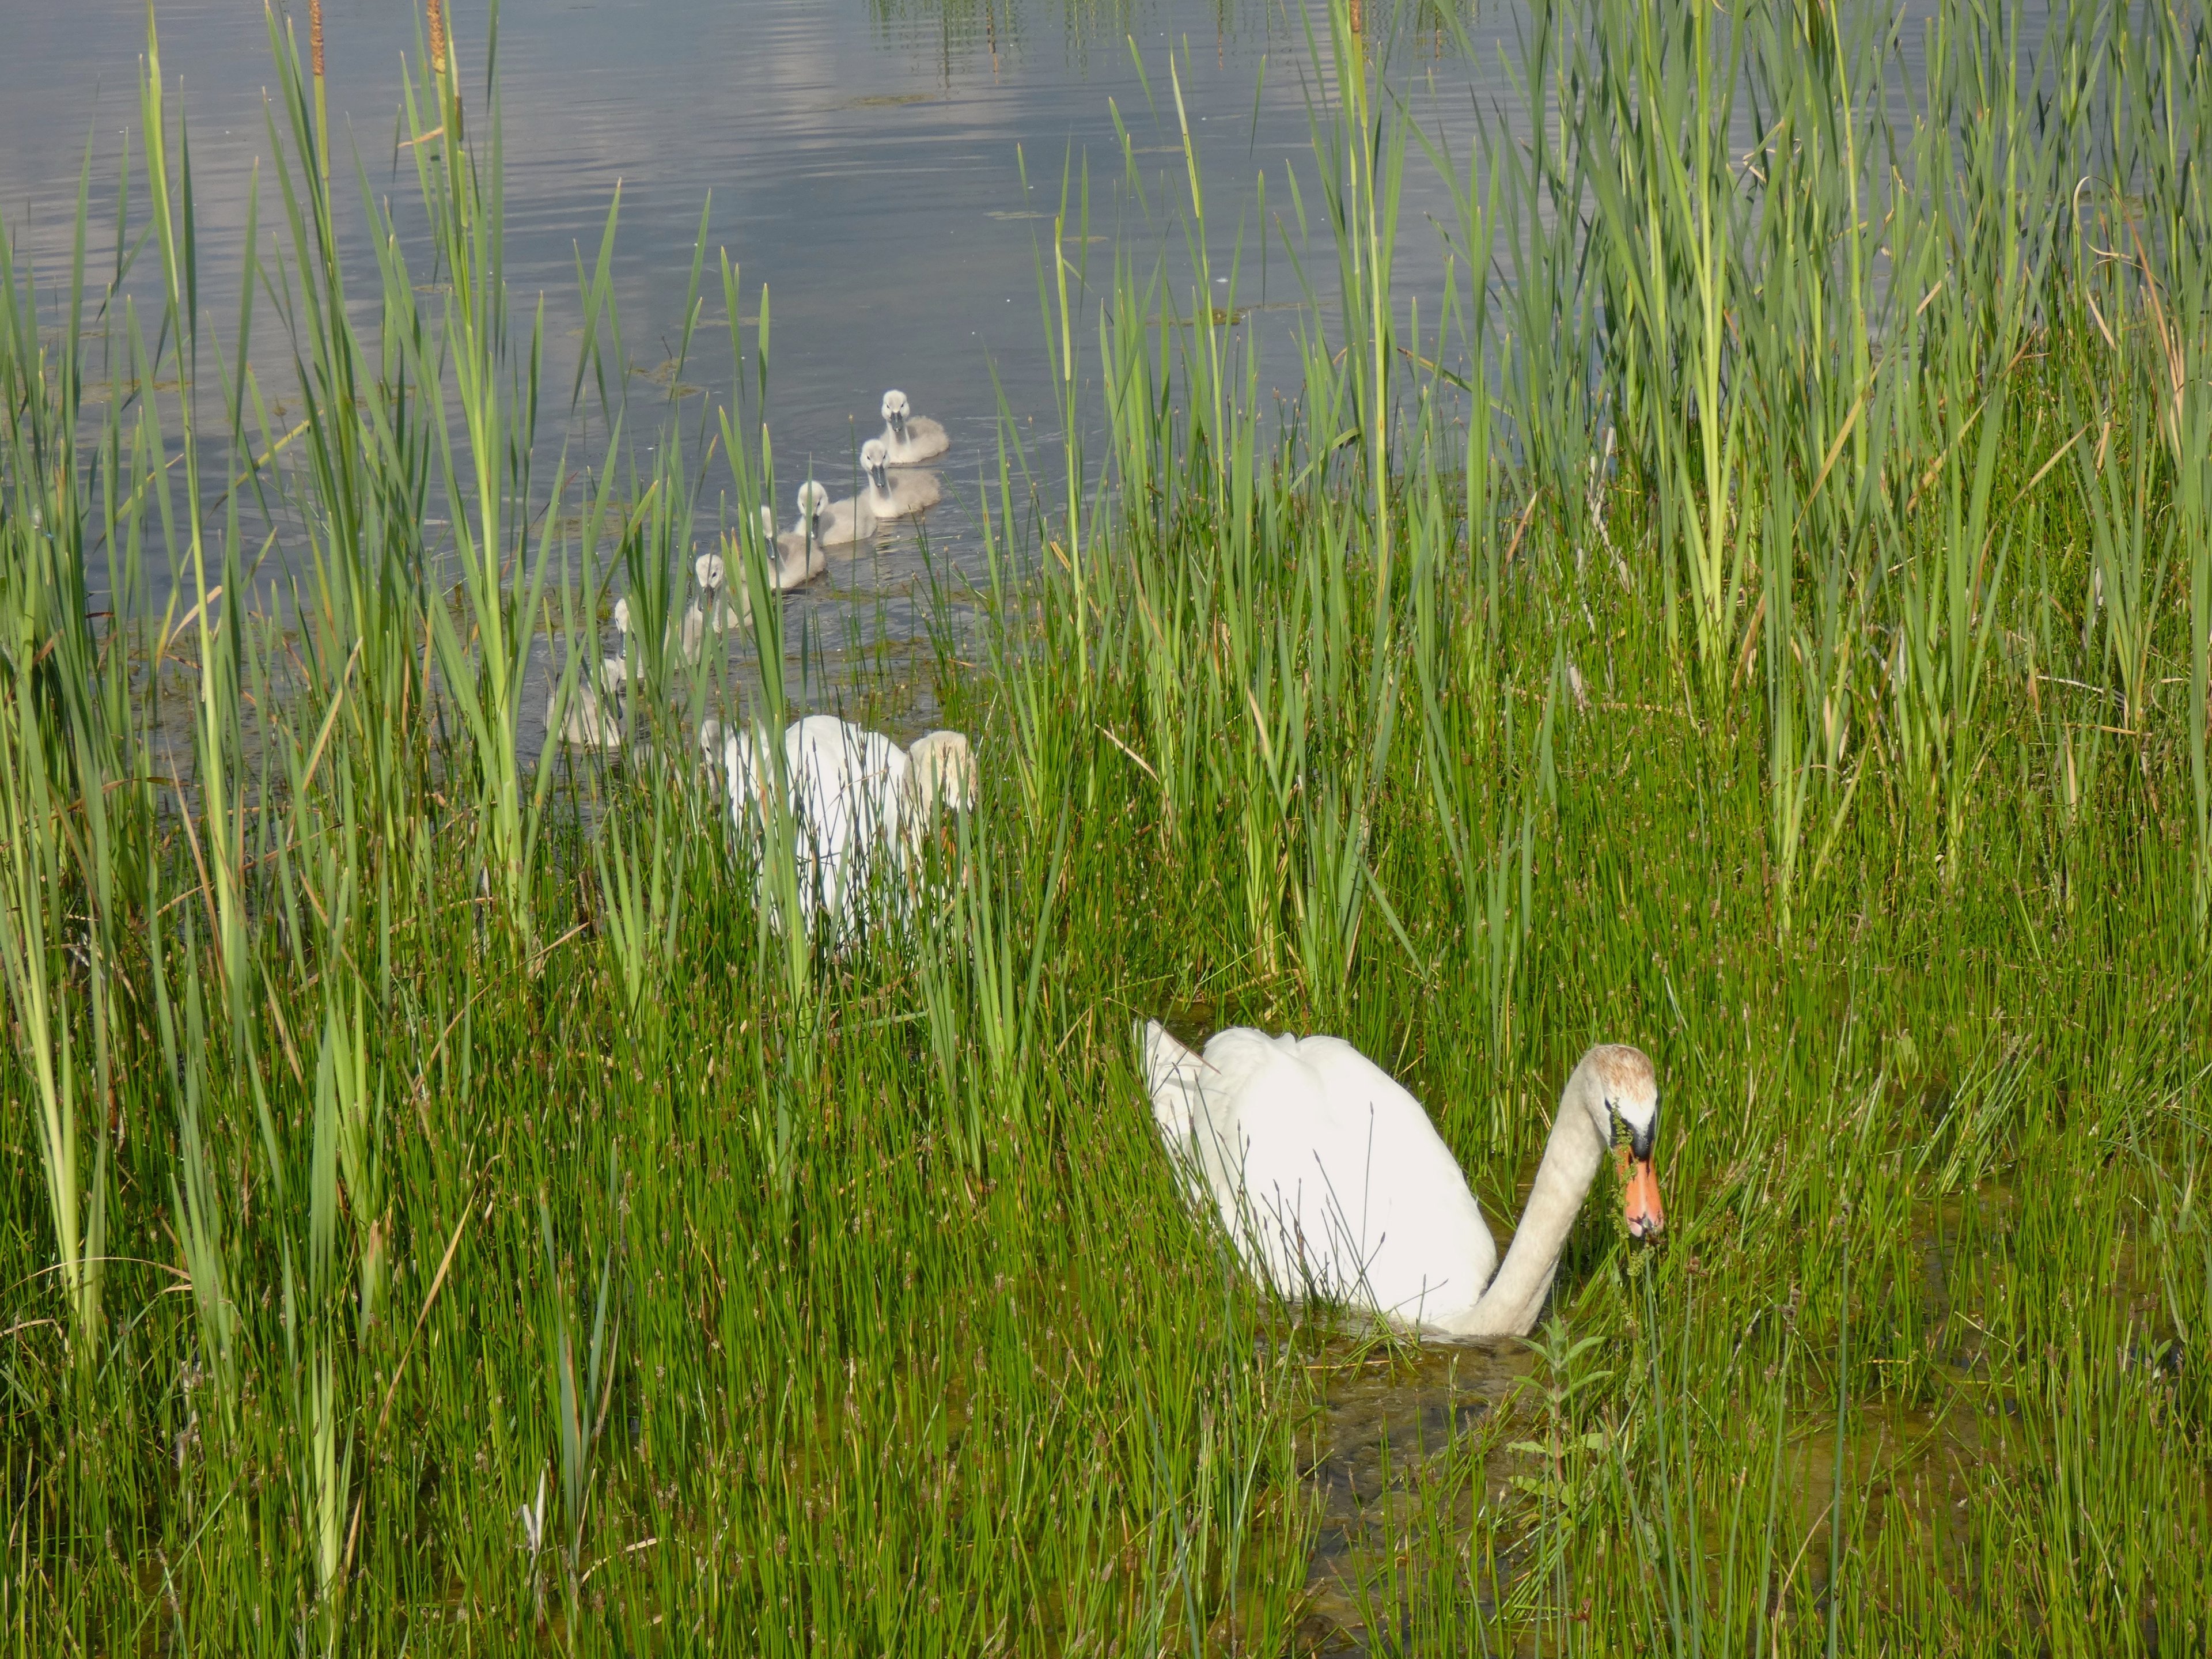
top-left (1441, 1069), bottom-right (1606, 1338)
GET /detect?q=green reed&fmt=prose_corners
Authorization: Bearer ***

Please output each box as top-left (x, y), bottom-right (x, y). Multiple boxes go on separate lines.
top-left (3, 0), bottom-right (2211, 1653)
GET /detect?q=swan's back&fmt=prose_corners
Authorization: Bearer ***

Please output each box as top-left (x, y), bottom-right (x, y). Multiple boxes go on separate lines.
top-left (783, 717), bottom-right (908, 922)
top-left (1138, 1021), bottom-right (1497, 1328)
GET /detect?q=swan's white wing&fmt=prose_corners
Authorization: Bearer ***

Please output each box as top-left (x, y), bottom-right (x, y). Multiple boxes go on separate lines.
top-left (784, 717), bottom-right (908, 927)
top-left (1187, 1029), bottom-right (1496, 1329)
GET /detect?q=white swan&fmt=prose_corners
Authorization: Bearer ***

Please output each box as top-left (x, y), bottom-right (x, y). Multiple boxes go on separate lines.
top-left (547, 680), bottom-right (623, 749)
top-left (860, 438), bottom-right (941, 521)
top-left (1137, 1028), bottom-right (1665, 1338)
top-left (699, 715), bottom-right (975, 934)
top-left (878, 388), bottom-right (949, 465)
top-left (794, 479), bottom-right (876, 548)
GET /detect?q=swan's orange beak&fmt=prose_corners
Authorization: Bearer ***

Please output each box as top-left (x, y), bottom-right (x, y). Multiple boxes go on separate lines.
top-left (1616, 1143), bottom-right (1665, 1240)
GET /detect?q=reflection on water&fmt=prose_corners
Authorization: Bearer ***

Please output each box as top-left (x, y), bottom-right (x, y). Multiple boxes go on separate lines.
top-left (0, 0), bottom-right (1517, 758)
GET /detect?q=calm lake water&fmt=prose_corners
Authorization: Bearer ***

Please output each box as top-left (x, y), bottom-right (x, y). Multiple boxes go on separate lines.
top-left (1, 0), bottom-right (1541, 744)
top-left (0, 0), bottom-right (2041, 738)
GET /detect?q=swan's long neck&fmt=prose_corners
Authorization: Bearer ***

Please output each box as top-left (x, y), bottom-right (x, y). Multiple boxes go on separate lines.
top-left (1442, 1064), bottom-right (1608, 1339)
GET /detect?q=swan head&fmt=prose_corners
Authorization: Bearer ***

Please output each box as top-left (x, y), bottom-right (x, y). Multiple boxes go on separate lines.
top-left (881, 389), bottom-right (910, 437)
top-left (905, 730), bottom-right (976, 816)
top-left (1580, 1044), bottom-right (1665, 1240)
top-left (695, 552), bottom-right (726, 592)
top-left (861, 438), bottom-right (891, 491)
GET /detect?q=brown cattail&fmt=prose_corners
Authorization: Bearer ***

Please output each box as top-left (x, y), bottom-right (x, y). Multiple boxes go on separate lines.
top-left (310, 0), bottom-right (329, 185)
top-left (425, 0), bottom-right (460, 145)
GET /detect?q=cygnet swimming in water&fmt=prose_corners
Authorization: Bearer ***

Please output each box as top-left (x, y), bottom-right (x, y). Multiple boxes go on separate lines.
top-left (753, 503), bottom-right (828, 588)
top-left (604, 596), bottom-right (646, 691)
top-left (548, 680), bottom-right (623, 749)
top-left (794, 479), bottom-right (876, 547)
top-left (860, 439), bottom-right (941, 521)
top-left (694, 552), bottom-right (743, 635)
top-left (716, 506), bottom-right (830, 630)
top-left (609, 580), bottom-right (714, 680)
top-left (878, 389), bottom-right (949, 465)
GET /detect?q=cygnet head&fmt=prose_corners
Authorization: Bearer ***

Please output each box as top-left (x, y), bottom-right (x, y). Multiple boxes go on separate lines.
top-left (695, 552), bottom-right (726, 592)
top-left (905, 729), bottom-right (977, 816)
top-left (1576, 1043), bottom-right (1665, 1241)
top-left (881, 389), bottom-right (911, 437)
top-left (612, 595), bottom-right (632, 635)
top-left (861, 438), bottom-right (891, 491)
top-left (796, 479), bottom-right (832, 529)
top-left (757, 503), bottom-right (777, 540)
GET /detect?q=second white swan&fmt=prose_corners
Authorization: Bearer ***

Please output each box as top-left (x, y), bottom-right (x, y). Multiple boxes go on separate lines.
top-left (700, 715), bottom-right (976, 935)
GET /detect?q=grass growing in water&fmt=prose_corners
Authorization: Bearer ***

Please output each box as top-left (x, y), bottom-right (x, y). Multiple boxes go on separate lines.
top-left (3, 0), bottom-right (2211, 1652)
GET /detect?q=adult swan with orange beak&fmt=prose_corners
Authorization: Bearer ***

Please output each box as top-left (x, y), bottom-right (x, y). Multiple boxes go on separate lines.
top-left (1138, 1027), bottom-right (1666, 1339)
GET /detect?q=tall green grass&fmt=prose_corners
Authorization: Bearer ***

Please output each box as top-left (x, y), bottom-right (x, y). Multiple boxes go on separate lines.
top-left (3, 1), bottom-right (2209, 1652)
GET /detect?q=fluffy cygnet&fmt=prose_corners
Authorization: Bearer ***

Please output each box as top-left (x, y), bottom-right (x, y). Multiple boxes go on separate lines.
top-left (878, 388), bottom-right (949, 465)
top-left (547, 681), bottom-right (622, 749)
top-left (794, 479), bottom-right (876, 547)
top-left (860, 439), bottom-right (941, 521)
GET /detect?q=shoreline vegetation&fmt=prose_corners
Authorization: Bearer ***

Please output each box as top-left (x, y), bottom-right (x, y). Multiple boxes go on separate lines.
top-left (4, 0), bottom-right (2210, 1651)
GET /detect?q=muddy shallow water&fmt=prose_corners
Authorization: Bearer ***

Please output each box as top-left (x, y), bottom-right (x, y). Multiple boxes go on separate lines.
top-left (1298, 1338), bottom-right (1534, 1653)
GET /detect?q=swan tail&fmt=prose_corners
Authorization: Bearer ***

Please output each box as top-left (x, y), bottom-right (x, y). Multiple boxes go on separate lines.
top-left (1135, 1020), bottom-right (1205, 1145)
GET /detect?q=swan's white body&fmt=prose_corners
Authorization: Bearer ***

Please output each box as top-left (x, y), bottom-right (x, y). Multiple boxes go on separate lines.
top-left (860, 438), bottom-right (940, 521)
top-left (879, 389), bottom-right (949, 465)
top-left (700, 715), bottom-right (975, 934)
top-left (1138, 1026), bottom-right (1664, 1338)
